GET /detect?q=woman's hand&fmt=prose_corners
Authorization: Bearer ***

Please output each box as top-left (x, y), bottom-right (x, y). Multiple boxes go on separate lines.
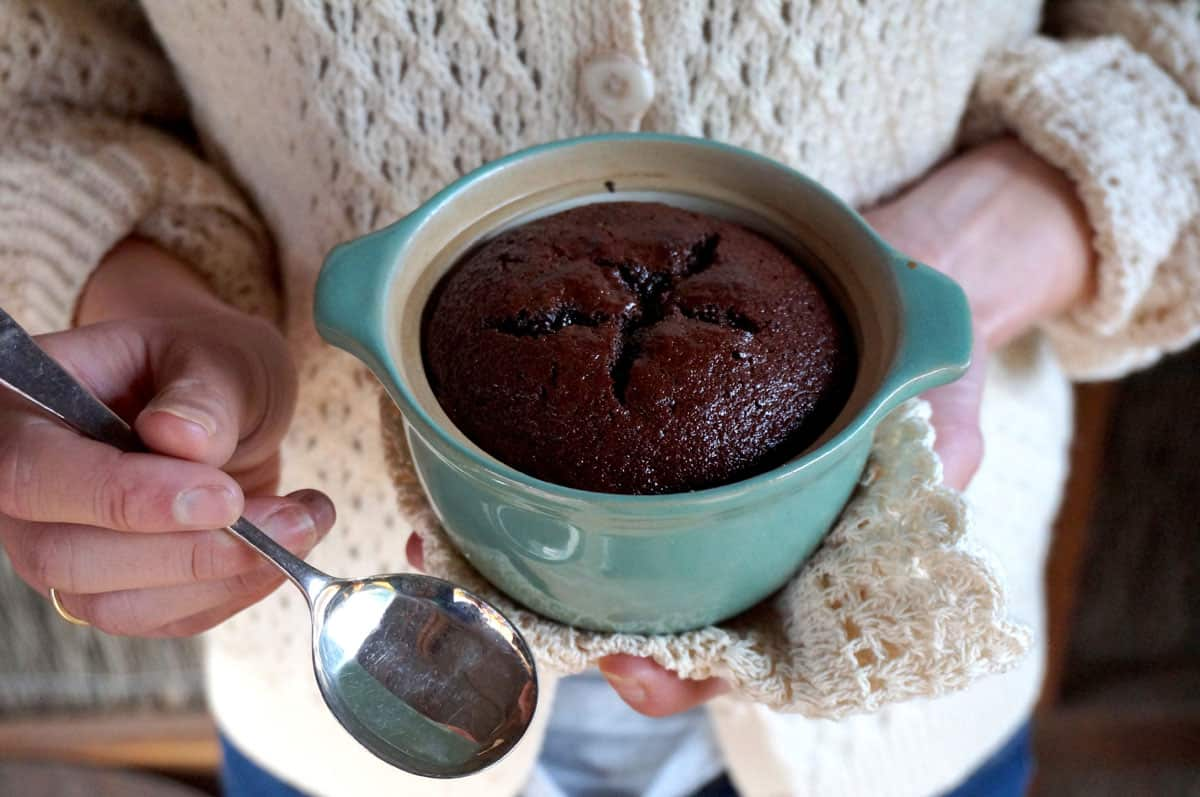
top-left (0, 239), bottom-right (334, 636)
top-left (408, 138), bottom-right (1095, 716)
top-left (865, 136), bottom-right (1094, 490)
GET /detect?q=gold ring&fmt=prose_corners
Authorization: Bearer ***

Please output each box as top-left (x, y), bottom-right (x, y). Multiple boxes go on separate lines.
top-left (48, 587), bottom-right (90, 627)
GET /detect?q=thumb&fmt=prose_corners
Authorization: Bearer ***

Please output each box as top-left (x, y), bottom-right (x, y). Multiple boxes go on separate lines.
top-left (926, 341), bottom-right (988, 492)
top-left (136, 322), bottom-right (296, 470)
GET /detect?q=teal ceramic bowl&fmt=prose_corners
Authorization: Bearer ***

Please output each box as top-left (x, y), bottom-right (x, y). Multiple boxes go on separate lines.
top-left (315, 133), bottom-right (971, 634)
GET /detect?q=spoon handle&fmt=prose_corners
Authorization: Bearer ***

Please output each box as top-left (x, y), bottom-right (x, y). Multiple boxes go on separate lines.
top-left (0, 307), bottom-right (333, 601)
top-left (225, 516), bottom-right (332, 598)
top-left (0, 308), bottom-right (142, 451)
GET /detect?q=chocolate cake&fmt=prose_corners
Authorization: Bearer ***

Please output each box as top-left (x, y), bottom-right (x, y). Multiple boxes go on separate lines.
top-left (422, 201), bottom-right (853, 494)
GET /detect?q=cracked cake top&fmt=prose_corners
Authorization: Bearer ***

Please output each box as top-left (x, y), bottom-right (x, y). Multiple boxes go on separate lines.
top-left (421, 201), bottom-right (853, 495)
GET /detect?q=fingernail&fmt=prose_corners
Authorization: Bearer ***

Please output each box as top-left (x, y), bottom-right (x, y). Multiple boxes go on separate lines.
top-left (173, 485), bottom-right (240, 526)
top-left (148, 384), bottom-right (217, 438)
top-left (288, 490), bottom-right (336, 533)
top-left (600, 669), bottom-right (647, 706)
top-left (262, 504), bottom-right (317, 548)
top-left (150, 402), bottom-right (216, 438)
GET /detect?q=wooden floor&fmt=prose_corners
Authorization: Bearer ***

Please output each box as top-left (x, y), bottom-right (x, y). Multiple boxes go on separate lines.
top-left (0, 712), bottom-right (219, 773)
top-left (0, 761), bottom-right (209, 797)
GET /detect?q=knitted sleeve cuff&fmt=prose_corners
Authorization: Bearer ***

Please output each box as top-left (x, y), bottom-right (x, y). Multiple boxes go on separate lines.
top-left (1047, 1), bottom-right (1200, 105)
top-left (0, 107), bottom-right (277, 335)
top-left (968, 34), bottom-right (1200, 380)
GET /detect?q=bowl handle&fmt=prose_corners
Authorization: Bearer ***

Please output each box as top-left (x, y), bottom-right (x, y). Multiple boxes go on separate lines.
top-left (314, 225), bottom-right (404, 371)
top-left (874, 255), bottom-right (973, 416)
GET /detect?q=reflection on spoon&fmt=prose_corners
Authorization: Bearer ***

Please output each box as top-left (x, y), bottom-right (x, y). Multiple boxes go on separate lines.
top-left (314, 576), bottom-right (538, 775)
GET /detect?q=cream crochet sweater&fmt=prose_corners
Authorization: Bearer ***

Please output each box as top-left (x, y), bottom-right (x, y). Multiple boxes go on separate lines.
top-left (3, 1), bottom-right (1199, 795)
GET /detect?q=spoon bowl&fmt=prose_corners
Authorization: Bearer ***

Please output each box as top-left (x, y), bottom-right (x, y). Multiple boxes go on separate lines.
top-left (309, 573), bottom-right (538, 777)
top-left (0, 307), bottom-right (538, 778)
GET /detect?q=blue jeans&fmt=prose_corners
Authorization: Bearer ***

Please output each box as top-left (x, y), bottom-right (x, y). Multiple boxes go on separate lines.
top-left (219, 721), bottom-right (1033, 797)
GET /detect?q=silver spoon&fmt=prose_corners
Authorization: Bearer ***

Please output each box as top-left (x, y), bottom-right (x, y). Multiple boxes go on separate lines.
top-left (0, 307), bottom-right (538, 778)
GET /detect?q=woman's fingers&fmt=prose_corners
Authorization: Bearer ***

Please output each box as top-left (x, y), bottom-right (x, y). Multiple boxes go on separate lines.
top-left (143, 591), bottom-right (292, 638)
top-left (0, 417), bottom-right (243, 532)
top-left (925, 340), bottom-right (989, 491)
top-left (135, 317), bottom-right (298, 472)
top-left (598, 654), bottom-right (729, 717)
top-left (33, 322), bottom-right (152, 421)
top-left (55, 559), bottom-right (290, 637)
top-left (48, 491), bottom-right (333, 636)
top-left (3, 491), bottom-right (334, 595)
top-left (405, 531), bottom-right (425, 571)
top-left (38, 313), bottom-right (298, 475)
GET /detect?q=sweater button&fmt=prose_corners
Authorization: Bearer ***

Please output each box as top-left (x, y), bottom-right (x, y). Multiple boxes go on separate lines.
top-left (581, 53), bottom-right (655, 126)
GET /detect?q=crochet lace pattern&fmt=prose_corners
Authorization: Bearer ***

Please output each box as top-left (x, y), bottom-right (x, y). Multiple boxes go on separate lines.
top-left (386, 397), bottom-right (1030, 715)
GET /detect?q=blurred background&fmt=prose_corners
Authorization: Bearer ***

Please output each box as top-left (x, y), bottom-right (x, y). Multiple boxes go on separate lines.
top-left (1, 345), bottom-right (1198, 795)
